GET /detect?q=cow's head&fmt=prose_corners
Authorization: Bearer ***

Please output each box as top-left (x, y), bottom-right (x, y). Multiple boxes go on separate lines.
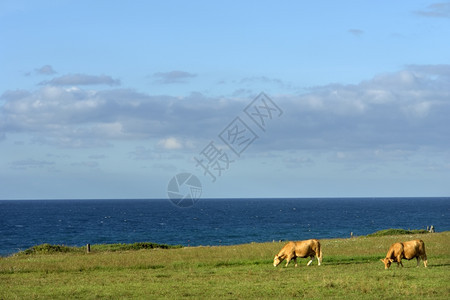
top-left (273, 255), bottom-right (282, 267)
top-left (380, 258), bottom-right (394, 269)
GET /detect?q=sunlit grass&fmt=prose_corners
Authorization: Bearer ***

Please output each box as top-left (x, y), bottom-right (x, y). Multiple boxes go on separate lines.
top-left (1, 231), bottom-right (449, 299)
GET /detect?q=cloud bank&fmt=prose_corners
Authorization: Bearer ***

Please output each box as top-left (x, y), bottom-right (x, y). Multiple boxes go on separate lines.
top-left (1, 66), bottom-right (449, 156)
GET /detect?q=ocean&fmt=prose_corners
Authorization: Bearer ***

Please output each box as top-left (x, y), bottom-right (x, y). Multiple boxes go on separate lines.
top-left (0, 197), bottom-right (449, 257)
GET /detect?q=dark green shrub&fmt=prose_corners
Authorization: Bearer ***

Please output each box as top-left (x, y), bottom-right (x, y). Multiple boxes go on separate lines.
top-left (367, 228), bottom-right (428, 237)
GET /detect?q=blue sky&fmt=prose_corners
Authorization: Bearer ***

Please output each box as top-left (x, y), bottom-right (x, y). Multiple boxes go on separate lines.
top-left (1, 0), bottom-right (449, 199)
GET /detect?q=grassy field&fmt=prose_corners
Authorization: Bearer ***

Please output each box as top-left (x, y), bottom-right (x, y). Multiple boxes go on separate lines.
top-left (1, 231), bottom-right (449, 299)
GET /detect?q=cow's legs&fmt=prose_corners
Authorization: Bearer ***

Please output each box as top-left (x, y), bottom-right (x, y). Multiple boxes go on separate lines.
top-left (285, 259), bottom-right (290, 267)
top-left (307, 256), bottom-right (314, 266)
top-left (396, 255), bottom-right (403, 267)
top-left (293, 257), bottom-right (298, 267)
top-left (416, 257), bottom-right (421, 267)
top-left (316, 253), bottom-right (322, 266)
top-left (285, 255), bottom-right (292, 267)
top-left (422, 255), bottom-right (428, 267)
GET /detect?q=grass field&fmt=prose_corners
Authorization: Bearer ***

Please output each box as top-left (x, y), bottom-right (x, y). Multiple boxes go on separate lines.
top-left (1, 231), bottom-right (449, 299)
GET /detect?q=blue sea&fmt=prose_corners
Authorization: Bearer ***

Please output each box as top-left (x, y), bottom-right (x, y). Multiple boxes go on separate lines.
top-left (0, 198), bottom-right (449, 257)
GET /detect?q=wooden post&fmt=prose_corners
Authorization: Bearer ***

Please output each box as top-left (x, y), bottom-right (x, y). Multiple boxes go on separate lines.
top-left (86, 243), bottom-right (91, 253)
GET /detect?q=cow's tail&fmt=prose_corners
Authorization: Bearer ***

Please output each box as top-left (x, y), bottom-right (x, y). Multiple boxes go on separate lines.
top-left (419, 240), bottom-right (428, 266)
top-left (317, 241), bottom-right (323, 266)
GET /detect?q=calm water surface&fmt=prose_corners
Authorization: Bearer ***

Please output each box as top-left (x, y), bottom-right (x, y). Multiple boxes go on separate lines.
top-left (0, 197), bottom-right (448, 256)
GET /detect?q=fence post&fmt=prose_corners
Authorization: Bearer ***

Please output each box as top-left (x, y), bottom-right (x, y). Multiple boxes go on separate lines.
top-left (86, 243), bottom-right (91, 253)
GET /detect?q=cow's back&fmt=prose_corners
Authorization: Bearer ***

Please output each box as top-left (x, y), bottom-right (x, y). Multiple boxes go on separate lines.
top-left (293, 239), bottom-right (319, 257)
top-left (386, 242), bottom-right (403, 259)
top-left (279, 241), bottom-right (296, 256)
top-left (402, 239), bottom-right (426, 259)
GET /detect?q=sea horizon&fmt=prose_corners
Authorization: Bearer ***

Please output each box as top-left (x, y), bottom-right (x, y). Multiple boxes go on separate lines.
top-left (1, 196), bottom-right (448, 201)
top-left (1, 197), bottom-right (449, 257)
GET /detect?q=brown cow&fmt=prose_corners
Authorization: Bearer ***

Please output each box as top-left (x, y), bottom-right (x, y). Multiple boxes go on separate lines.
top-left (380, 239), bottom-right (428, 269)
top-left (273, 239), bottom-right (322, 267)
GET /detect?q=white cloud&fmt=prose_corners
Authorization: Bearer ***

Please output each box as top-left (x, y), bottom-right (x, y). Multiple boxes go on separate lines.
top-left (71, 161), bottom-right (99, 168)
top-left (268, 66), bottom-right (450, 154)
top-left (1, 66), bottom-right (449, 158)
top-left (239, 76), bottom-right (284, 86)
top-left (415, 2), bottom-right (450, 18)
top-left (35, 65), bottom-right (57, 75)
top-left (92, 122), bottom-right (125, 138)
top-left (9, 158), bottom-right (55, 170)
top-left (157, 137), bottom-right (183, 150)
top-left (40, 74), bottom-right (120, 86)
top-left (329, 148), bottom-right (413, 163)
top-left (403, 101), bottom-right (432, 118)
top-left (283, 156), bottom-right (314, 168)
top-left (152, 71), bottom-right (197, 84)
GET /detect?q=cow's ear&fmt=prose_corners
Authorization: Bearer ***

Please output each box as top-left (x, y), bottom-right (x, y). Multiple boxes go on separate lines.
top-left (389, 259), bottom-right (394, 263)
top-left (380, 259), bottom-right (384, 262)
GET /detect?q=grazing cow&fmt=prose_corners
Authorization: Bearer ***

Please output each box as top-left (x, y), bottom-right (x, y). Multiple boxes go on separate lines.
top-left (380, 239), bottom-right (428, 269)
top-left (273, 239), bottom-right (322, 267)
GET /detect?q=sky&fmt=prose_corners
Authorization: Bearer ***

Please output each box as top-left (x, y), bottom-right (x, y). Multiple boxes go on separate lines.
top-left (1, 0), bottom-right (449, 200)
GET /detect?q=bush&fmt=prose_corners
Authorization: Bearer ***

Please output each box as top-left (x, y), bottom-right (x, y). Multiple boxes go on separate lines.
top-left (17, 242), bottom-right (182, 255)
top-left (367, 228), bottom-right (428, 237)
top-left (92, 242), bottom-right (183, 252)
top-left (19, 244), bottom-right (81, 255)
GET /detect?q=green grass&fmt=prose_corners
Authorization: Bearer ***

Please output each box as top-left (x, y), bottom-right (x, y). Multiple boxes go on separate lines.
top-left (1, 231), bottom-right (449, 299)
